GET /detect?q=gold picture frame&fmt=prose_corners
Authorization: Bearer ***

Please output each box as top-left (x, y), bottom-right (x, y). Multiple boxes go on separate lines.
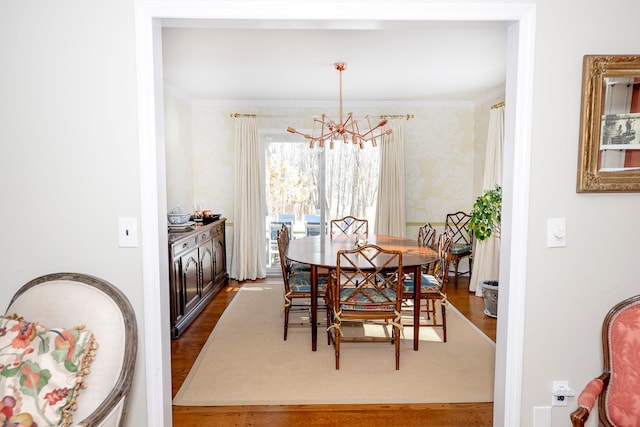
top-left (577, 55), bottom-right (640, 192)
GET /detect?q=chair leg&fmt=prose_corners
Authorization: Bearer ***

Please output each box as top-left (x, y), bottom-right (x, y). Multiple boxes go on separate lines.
top-left (453, 256), bottom-right (460, 287)
top-left (430, 298), bottom-right (437, 326)
top-left (394, 324), bottom-right (400, 370)
top-left (335, 327), bottom-right (340, 370)
top-left (441, 302), bottom-right (447, 342)
top-left (284, 305), bottom-right (290, 340)
top-left (326, 307), bottom-right (332, 345)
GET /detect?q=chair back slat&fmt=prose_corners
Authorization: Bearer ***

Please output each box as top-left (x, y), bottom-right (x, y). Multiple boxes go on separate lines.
top-left (330, 216), bottom-right (369, 236)
top-left (418, 223), bottom-right (437, 249)
top-left (445, 211), bottom-right (473, 245)
top-left (432, 231), bottom-right (454, 290)
top-left (334, 244), bottom-right (403, 310)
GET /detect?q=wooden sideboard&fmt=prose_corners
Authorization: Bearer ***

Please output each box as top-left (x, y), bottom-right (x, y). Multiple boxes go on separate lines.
top-left (168, 218), bottom-right (228, 338)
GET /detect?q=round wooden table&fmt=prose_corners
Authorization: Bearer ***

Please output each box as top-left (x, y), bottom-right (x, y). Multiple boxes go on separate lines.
top-left (287, 234), bottom-right (438, 351)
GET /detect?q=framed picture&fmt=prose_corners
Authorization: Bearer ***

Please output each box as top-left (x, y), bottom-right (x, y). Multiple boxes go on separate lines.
top-left (600, 113), bottom-right (640, 150)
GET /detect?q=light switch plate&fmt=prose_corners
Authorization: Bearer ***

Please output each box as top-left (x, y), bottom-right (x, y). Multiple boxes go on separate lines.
top-left (118, 217), bottom-right (138, 248)
top-left (547, 217), bottom-right (566, 248)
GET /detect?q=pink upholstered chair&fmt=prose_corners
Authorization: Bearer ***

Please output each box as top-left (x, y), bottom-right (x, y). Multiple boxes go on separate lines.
top-left (570, 294), bottom-right (640, 427)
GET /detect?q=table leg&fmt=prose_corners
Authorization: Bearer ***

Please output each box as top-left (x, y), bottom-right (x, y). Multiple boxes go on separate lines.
top-left (311, 265), bottom-right (318, 351)
top-left (413, 266), bottom-right (421, 351)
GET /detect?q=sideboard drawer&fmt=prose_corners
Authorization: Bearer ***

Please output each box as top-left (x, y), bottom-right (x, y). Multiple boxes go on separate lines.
top-left (171, 235), bottom-right (198, 257)
top-left (197, 228), bottom-right (213, 243)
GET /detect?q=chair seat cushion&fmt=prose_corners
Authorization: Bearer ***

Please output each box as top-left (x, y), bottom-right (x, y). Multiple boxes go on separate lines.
top-left (290, 262), bottom-right (310, 273)
top-left (339, 287), bottom-right (397, 311)
top-left (451, 243), bottom-right (471, 255)
top-left (403, 274), bottom-right (441, 294)
top-left (0, 315), bottom-right (98, 427)
top-left (288, 271), bottom-right (328, 293)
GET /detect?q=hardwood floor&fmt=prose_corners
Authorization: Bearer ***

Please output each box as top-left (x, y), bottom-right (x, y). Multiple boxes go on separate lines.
top-left (171, 275), bottom-right (496, 426)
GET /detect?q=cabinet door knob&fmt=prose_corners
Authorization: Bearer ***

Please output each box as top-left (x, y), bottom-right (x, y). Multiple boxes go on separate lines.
top-left (182, 243), bottom-right (188, 249)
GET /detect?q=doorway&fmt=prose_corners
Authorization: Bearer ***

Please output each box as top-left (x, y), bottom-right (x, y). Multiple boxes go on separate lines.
top-left (135, 3), bottom-right (535, 426)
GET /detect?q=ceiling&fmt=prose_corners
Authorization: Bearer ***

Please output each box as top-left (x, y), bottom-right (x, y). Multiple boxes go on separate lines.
top-left (161, 21), bottom-right (508, 103)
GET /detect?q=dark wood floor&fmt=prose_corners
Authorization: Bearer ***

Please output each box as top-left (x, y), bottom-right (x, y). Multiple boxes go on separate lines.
top-left (171, 274), bottom-right (496, 426)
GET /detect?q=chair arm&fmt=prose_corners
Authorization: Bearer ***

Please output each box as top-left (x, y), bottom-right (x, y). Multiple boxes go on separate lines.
top-left (570, 373), bottom-right (609, 427)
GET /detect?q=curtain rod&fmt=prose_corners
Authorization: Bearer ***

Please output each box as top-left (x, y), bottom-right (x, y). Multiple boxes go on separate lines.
top-left (491, 101), bottom-right (505, 109)
top-left (231, 113), bottom-right (413, 119)
top-left (381, 114), bottom-right (414, 120)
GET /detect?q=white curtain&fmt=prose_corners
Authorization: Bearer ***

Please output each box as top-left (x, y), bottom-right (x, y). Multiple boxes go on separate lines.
top-left (230, 117), bottom-right (266, 281)
top-left (374, 118), bottom-right (406, 237)
top-left (470, 105), bottom-right (504, 295)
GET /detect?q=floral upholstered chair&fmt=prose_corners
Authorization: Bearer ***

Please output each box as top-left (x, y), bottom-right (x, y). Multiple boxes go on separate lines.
top-left (3, 272), bottom-right (137, 427)
top-left (570, 294), bottom-right (640, 427)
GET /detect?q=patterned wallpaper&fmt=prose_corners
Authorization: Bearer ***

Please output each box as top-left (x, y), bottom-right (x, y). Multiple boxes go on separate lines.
top-left (164, 97), bottom-right (502, 249)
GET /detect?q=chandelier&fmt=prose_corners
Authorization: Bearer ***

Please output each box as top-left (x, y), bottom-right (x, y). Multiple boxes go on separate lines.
top-left (287, 63), bottom-right (392, 149)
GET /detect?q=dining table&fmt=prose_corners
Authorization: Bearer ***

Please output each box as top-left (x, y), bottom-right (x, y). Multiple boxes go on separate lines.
top-left (286, 234), bottom-right (438, 351)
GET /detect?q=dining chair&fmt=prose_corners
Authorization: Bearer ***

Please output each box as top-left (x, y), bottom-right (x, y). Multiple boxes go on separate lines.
top-left (277, 213), bottom-right (296, 224)
top-left (277, 223), bottom-right (327, 340)
top-left (269, 221), bottom-right (292, 266)
top-left (402, 231), bottom-right (453, 342)
top-left (330, 215), bottom-right (368, 236)
top-left (325, 244), bottom-right (404, 370)
top-left (417, 222), bottom-right (437, 273)
top-left (418, 222), bottom-right (437, 249)
top-left (570, 294), bottom-right (640, 427)
top-left (304, 213), bottom-right (323, 236)
top-left (445, 211), bottom-right (473, 287)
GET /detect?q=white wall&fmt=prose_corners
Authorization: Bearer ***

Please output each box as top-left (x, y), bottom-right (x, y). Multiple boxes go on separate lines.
top-left (0, 2), bottom-right (147, 426)
top-left (523, 2), bottom-right (640, 426)
top-left (164, 87), bottom-right (194, 211)
top-left (2, 1), bottom-right (640, 427)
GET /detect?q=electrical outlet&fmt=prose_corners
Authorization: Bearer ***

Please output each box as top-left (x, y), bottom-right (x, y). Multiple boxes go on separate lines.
top-left (552, 380), bottom-right (575, 407)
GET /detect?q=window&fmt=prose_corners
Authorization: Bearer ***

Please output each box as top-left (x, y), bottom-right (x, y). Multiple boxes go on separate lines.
top-left (264, 134), bottom-right (379, 267)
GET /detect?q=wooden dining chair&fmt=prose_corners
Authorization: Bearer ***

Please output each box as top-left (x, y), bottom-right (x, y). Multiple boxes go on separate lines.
top-left (325, 244), bottom-right (404, 370)
top-left (445, 211), bottom-right (473, 287)
top-left (330, 216), bottom-right (368, 236)
top-left (402, 231), bottom-right (453, 341)
top-left (276, 223), bottom-right (327, 340)
top-left (417, 222), bottom-right (437, 273)
top-left (418, 222), bottom-right (437, 249)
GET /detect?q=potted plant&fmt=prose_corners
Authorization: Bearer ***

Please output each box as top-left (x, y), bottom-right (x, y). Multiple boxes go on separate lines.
top-left (469, 184), bottom-right (502, 318)
top-left (469, 184), bottom-right (502, 241)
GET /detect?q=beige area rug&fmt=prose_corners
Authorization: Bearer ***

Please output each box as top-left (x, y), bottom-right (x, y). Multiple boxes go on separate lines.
top-left (173, 280), bottom-right (495, 406)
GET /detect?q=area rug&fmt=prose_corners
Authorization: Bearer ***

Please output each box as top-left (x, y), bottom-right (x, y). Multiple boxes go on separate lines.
top-left (173, 281), bottom-right (495, 406)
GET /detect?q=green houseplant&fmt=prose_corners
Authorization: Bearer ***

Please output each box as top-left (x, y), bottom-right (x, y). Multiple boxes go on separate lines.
top-left (469, 184), bottom-right (502, 318)
top-left (469, 184), bottom-right (502, 241)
